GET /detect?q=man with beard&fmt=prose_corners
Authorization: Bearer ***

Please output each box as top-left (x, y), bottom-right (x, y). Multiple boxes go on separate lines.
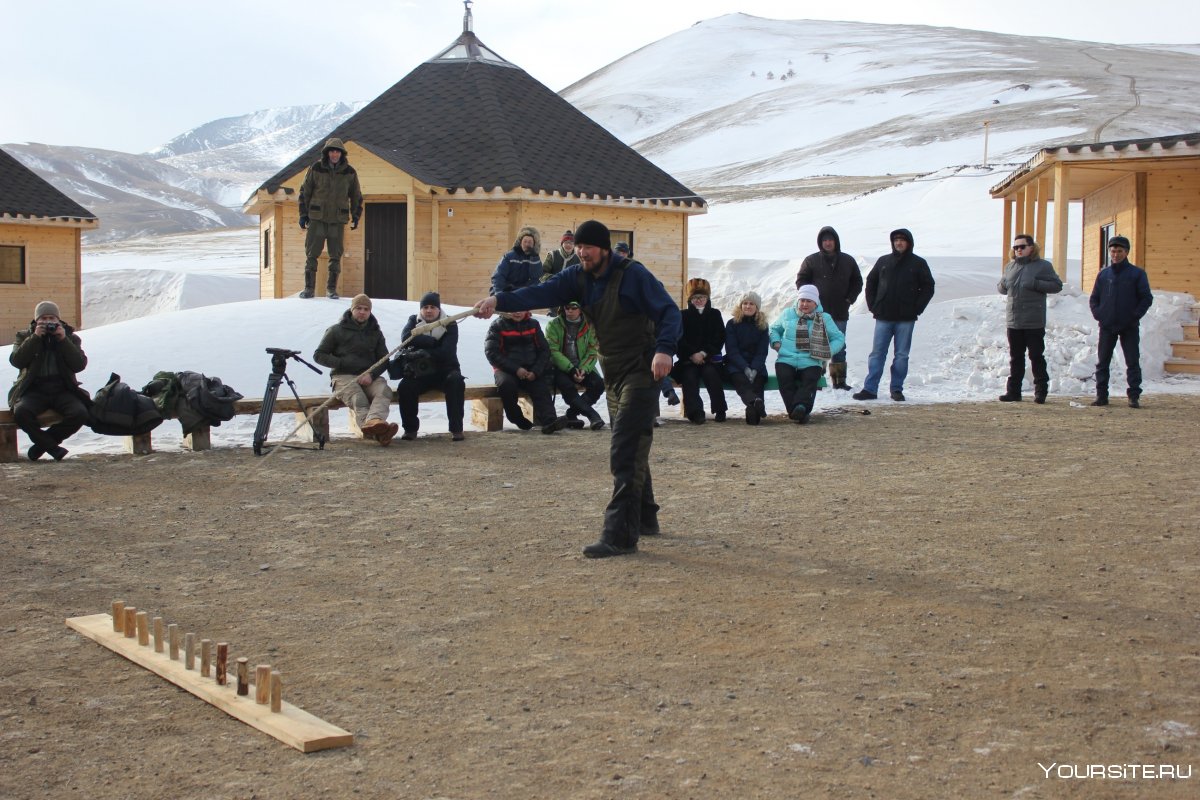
top-left (795, 226), bottom-right (863, 390)
top-left (475, 220), bottom-right (681, 558)
top-left (853, 228), bottom-right (935, 402)
top-left (313, 294), bottom-right (398, 445)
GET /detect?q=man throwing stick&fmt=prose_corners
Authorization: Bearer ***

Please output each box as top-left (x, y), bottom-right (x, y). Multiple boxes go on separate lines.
top-left (475, 221), bottom-right (681, 558)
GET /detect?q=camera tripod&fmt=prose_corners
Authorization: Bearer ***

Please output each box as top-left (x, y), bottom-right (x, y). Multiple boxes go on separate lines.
top-left (252, 348), bottom-right (326, 456)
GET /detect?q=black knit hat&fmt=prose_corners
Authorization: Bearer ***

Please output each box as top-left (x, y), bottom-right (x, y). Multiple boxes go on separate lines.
top-left (1108, 236), bottom-right (1130, 250)
top-left (419, 291), bottom-right (441, 308)
top-left (573, 220), bottom-right (611, 250)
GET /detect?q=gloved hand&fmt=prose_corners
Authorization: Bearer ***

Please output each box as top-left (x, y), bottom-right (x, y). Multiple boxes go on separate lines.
top-left (350, 218), bottom-right (359, 231)
top-left (299, 215), bottom-right (309, 230)
top-left (745, 368), bottom-right (757, 382)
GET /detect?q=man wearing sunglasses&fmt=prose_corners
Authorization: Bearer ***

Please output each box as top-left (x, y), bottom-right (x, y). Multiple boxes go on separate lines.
top-left (997, 235), bottom-right (1063, 403)
top-left (1089, 236), bottom-right (1153, 407)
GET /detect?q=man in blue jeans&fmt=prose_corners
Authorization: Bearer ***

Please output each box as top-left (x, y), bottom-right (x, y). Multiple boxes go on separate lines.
top-left (853, 229), bottom-right (935, 402)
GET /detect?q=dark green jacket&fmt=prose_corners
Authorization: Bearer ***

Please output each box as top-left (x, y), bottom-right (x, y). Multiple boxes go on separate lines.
top-left (545, 315), bottom-right (599, 374)
top-left (8, 321), bottom-right (89, 407)
top-left (299, 156), bottom-right (363, 225)
top-left (313, 311), bottom-right (389, 377)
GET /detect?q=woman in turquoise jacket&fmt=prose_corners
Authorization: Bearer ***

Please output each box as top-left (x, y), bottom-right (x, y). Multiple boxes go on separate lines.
top-left (770, 284), bottom-right (845, 423)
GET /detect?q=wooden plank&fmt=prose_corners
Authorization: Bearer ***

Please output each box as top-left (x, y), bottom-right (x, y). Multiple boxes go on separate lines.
top-left (65, 613), bottom-right (353, 753)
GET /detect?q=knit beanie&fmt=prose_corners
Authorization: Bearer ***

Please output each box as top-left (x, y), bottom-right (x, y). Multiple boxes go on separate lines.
top-left (560, 230), bottom-right (574, 244)
top-left (686, 278), bottom-right (711, 298)
top-left (797, 284), bottom-right (821, 304)
top-left (573, 220), bottom-right (611, 250)
top-left (34, 300), bottom-right (61, 319)
top-left (739, 290), bottom-right (763, 308)
top-left (350, 293), bottom-right (372, 310)
top-left (420, 291), bottom-right (442, 308)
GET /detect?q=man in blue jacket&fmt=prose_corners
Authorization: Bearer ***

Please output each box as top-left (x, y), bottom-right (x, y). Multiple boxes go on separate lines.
top-left (475, 220), bottom-right (681, 558)
top-left (1089, 236), bottom-right (1153, 408)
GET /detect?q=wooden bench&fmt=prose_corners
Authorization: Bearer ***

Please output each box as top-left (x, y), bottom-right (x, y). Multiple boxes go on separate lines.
top-left (0, 385), bottom-right (526, 462)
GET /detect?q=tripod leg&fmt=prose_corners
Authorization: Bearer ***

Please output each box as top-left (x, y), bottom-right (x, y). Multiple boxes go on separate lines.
top-left (252, 373), bottom-right (283, 456)
top-left (286, 374), bottom-right (326, 449)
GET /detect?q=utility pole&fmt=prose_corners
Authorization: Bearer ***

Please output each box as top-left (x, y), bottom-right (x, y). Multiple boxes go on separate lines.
top-left (983, 120), bottom-right (991, 168)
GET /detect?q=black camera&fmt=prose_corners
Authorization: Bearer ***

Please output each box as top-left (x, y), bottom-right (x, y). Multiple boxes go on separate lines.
top-left (43, 321), bottom-right (60, 333)
top-left (266, 347), bottom-right (299, 357)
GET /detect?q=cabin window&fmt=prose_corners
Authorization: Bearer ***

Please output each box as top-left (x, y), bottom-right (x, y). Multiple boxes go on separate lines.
top-left (611, 231), bottom-right (634, 256)
top-left (262, 227), bottom-right (272, 271)
top-left (1099, 223), bottom-right (1115, 268)
top-left (0, 245), bottom-right (25, 283)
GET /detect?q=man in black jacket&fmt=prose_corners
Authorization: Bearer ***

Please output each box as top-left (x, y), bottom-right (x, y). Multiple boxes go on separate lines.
top-left (853, 229), bottom-right (935, 402)
top-left (796, 226), bottom-right (863, 390)
top-left (8, 300), bottom-right (90, 461)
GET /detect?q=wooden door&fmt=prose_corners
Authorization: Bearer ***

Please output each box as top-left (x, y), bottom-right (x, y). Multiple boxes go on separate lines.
top-left (364, 203), bottom-right (407, 300)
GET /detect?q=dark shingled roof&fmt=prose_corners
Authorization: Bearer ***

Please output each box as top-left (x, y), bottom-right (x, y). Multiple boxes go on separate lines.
top-left (255, 31), bottom-right (703, 208)
top-left (0, 146), bottom-right (97, 221)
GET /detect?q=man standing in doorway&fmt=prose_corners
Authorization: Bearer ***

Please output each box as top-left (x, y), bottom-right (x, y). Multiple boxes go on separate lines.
top-left (795, 226), bottom-right (862, 390)
top-left (853, 228), bottom-right (935, 402)
top-left (997, 234), bottom-right (1063, 403)
top-left (475, 220), bottom-right (681, 558)
top-left (298, 137), bottom-right (363, 299)
top-left (1089, 235), bottom-right (1153, 408)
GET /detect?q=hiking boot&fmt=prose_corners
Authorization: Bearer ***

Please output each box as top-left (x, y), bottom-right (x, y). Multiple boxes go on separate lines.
top-left (564, 418), bottom-right (586, 430)
top-left (27, 445), bottom-right (45, 461)
top-left (663, 387), bottom-right (681, 406)
top-left (998, 392), bottom-right (1021, 402)
top-left (452, 431), bottom-right (465, 441)
top-left (714, 410), bottom-right (727, 422)
top-left (377, 423), bottom-right (400, 446)
top-left (1091, 397), bottom-right (1109, 407)
top-left (48, 445), bottom-right (68, 461)
top-left (587, 411), bottom-right (606, 431)
top-left (541, 416), bottom-right (570, 435)
top-left (752, 398), bottom-right (766, 423)
top-left (1034, 391), bottom-right (1047, 404)
top-left (361, 419), bottom-right (388, 438)
top-left (327, 291), bottom-right (340, 300)
top-left (299, 289), bottom-right (314, 299)
top-left (687, 410), bottom-right (705, 424)
top-left (582, 541), bottom-right (637, 558)
top-left (399, 428), bottom-right (418, 442)
top-left (641, 521), bottom-right (661, 536)
top-left (1128, 396), bottom-right (1141, 409)
top-left (789, 405), bottom-right (809, 424)
top-left (852, 390), bottom-right (877, 401)
top-left (890, 390), bottom-right (906, 402)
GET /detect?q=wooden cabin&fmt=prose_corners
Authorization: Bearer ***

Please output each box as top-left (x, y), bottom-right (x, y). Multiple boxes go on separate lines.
top-left (991, 132), bottom-right (1200, 374)
top-left (0, 147), bottom-right (98, 345)
top-left (244, 10), bottom-right (706, 306)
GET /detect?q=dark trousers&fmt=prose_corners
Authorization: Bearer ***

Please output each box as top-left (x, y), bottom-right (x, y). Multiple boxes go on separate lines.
top-left (728, 370), bottom-right (766, 410)
top-left (552, 369), bottom-right (604, 418)
top-left (676, 361), bottom-right (727, 417)
top-left (1095, 325), bottom-right (1142, 399)
top-left (303, 220), bottom-right (345, 292)
top-left (775, 363), bottom-right (822, 415)
top-left (1006, 327), bottom-right (1049, 395)
top-left (494, 369), bottom-right (557, 426)
top-left (602, 381), bottom-right (659, 548)
top-left (13, 388), bottom-right (89, 452)
top-left (396, 370), bottom-right (465, 434)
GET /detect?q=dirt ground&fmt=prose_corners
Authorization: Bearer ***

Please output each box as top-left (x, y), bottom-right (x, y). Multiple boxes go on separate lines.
top-left (2, 395), bottom-right (1197, 800)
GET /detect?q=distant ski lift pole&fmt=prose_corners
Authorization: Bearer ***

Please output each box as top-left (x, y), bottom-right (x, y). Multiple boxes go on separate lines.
top-left (982, 120), bottom-right (991, 168)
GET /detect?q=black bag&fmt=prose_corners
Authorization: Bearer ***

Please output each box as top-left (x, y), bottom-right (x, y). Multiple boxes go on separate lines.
top-left (89, 373), bottom-right (164, 436)
top-left (388, 347), bottom-right (436, 380)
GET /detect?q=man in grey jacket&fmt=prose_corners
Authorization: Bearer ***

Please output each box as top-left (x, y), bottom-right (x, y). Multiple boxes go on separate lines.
top-left (997, 234), bottom-right (1063, 403)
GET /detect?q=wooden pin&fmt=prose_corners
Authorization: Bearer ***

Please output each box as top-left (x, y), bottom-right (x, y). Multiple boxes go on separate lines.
top-left (123, 607), bottom-right (137, 639)
top-left (236, 658), bottom-right (249, 696)
top-left (168, 624), bottom-right (180, 660)
top-left (255, 665), bottom-right (271, 705)
top-left (111, 600), bottom-right (125, 632)
top-left (135, 612), bottom-right (149, 647)
top-left (216, 642), bottom-right (228, 685)
top-left (200, 639), bottom-right (212, 677)
top-left (270, 671), bottom-right (282, 713)
top-left (184, 633), bottom-right (195, 670)
top-left (152, 617), bottom-right (164, 653)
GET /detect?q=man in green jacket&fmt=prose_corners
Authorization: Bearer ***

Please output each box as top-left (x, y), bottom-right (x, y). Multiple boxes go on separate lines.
top-left (545, 301), bottom-right (605, 430)
top-left (8, 300), bottom-right (90, 461)
top-left (313, 294), bottom-right (398, 445)
top-left (299, 137), bottom-right (363, 299)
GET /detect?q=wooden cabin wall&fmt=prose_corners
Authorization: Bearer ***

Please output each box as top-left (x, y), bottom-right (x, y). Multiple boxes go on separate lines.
top-left (1082, 173), bottom-right (1138, 290)
top-left (1144, 169), bottom-right (1200, 297)
top-left (0, 224), bottom-right (81, 345)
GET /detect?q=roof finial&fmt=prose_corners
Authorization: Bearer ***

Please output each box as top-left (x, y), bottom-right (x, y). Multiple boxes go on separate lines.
top-left (463, 0), bottom-right (473, 34)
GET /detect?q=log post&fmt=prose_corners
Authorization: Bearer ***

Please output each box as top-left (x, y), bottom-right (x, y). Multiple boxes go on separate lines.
top-left (183, 426), bottom-right (212, 452)
top-left (124, 433), bottom-right (153, 456)
top-left (168, 624), bottom-right (180, 660)
top-left (201, 639), bottom-right (212, 678)
top-left (184, 633), bottom-right (195, 670)
top-left (255, 665), bottom-right (271, 705)
top-left (123, 607), bottom-right (137, 639)
top-left (270, 671), bottom-right (282, 713)
top-left (216, 642), bottom-right (228, 685)
top-left (152, 617), bottom-right (164, 653)
top-left (111, 600), bottom-right (125, 633)
top-left (236, 658), bottom-right (249, 696)
top-left (135, 612), bottom-right (149, 646)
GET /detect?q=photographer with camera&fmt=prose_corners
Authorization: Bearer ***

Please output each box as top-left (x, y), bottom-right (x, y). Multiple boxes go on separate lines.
top-left (393, 292), bottom-right (466, 441)
top-left (313, 294), bottom-right (398, 446)
top-left (8, 301), bottom-right (90, 461)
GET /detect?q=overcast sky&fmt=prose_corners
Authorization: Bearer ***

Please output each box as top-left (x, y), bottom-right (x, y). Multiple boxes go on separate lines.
top-left (6, 0), bottom-right (1197, 154)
